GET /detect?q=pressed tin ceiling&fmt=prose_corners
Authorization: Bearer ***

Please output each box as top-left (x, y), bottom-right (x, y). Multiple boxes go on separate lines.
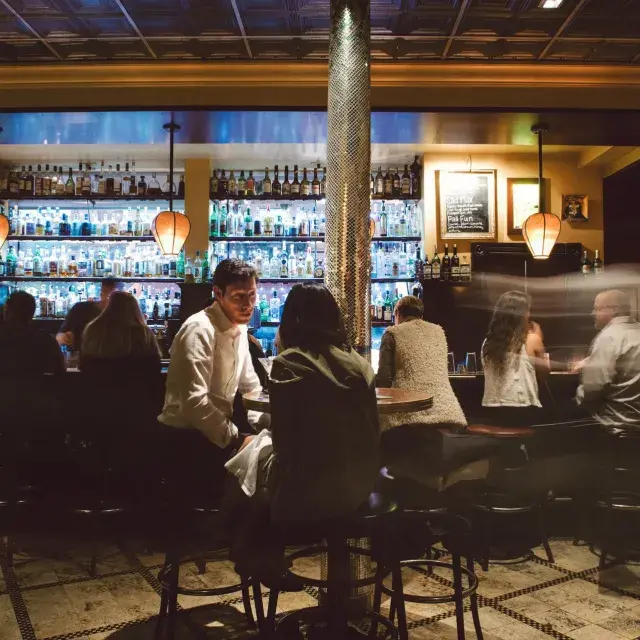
top-left (0, 0), bottom-right (637, 63)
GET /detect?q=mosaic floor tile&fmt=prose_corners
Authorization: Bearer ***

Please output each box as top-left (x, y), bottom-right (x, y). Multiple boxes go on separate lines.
top-left (501, 594), bottom-right (555, 616)
top-left (566, 623), bottom-right (628, 640)
top-left (0, 593), bottom-right (21, 640)
top-left (525, 606), bottom-right (591, 634)
top-left (560, 597), bottom-right (618, 624)
top-left (596, 611), bottom-right (640, 639)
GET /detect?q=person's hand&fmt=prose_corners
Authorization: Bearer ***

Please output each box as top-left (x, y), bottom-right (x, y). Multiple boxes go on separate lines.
top-left (571, 358), bottom-right (587, 373)
top-left (56, 331), bottom-right (73, 347)
top-left (238, 435), bottom-right (255, 452)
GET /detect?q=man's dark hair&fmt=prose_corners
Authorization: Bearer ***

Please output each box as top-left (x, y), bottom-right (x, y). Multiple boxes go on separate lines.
top-left (279, 283), bottom-right (349, 353)
top-left (396, 295), bottom-right (424, 320)
top-left (212, 259), bottom-right (258, 293)
top-left (4, 290), bottom-right (36, 324)
top-left (101, 278), bottom-right (119, 294)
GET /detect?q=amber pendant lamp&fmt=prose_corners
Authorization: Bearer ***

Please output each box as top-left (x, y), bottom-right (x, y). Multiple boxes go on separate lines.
top-left (152, 122), bottom-right (191, 256)
top-left (522, 124), bottom-right (561, 260)
top-left (0, 126), bottom-right (8, 250)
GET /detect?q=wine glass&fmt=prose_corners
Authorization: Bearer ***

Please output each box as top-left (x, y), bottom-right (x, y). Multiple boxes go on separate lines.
top-left (465, 352), bottom-right (477, 374)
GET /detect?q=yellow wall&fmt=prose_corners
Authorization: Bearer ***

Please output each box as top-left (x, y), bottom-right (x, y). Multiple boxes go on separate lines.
top-left (421, 152), bottom-right (604, 262)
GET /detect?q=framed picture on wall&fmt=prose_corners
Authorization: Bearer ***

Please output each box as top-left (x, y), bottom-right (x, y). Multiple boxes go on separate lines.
top-left (562, 195), bottom-right (588, 222)
top-left (437, 170), bottom-right (496, 240)
top-left (507, 178), bottom-right (546, 235)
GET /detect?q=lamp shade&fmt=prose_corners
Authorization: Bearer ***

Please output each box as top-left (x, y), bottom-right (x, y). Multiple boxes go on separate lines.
top-left (0, 213), bottom-right (8, 250)
top-left (522, 212), bottom-right (561, 260)
top-left (152, 210), bottom-right (191, 256)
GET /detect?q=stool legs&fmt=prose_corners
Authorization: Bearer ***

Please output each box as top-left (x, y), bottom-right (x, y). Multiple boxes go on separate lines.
top-left (467, 557), bottom-right (484, 640)
top-left (391, 565), bottom-right (408, 640)
top-left (452, 553), bottom-right (466, 640)
top-left (326, 534), bottom-right (350, 635)
top-left (536, 507), bottom-right (555, 564)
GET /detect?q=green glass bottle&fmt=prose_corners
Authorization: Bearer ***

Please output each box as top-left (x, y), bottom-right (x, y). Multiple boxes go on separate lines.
top-left (202, 250), bottom-right (210, 281)
top-left (210, 203), bottom-right (219, 237)
top-left (259, 294), bottom-right (269, 322)
top-left (176, 249), bottom-right (185, 279)
top-left (244, 208), bottom-right (253, 237)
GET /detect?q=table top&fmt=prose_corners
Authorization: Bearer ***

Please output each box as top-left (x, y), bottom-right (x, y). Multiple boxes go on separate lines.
top-left (243, 387), bottom-right (433, 415)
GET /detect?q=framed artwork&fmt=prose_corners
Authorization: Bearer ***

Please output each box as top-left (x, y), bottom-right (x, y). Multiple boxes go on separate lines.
top-left (562, 194), bottom-right (588, 222)
top-left (437, 170), bottom-right (497, 240)
top-left (507, 178), bottom-right (546, 236)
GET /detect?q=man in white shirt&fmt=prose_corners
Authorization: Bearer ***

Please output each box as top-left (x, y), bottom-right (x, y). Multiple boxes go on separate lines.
top-left (576, 289), bottom-right (640, 433)
top-left (160, 259), bottom-right (267, 457)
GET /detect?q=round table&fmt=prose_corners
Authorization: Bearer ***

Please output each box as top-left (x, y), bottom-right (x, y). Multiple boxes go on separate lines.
top-left (242, 387), bottom-right (433, 414)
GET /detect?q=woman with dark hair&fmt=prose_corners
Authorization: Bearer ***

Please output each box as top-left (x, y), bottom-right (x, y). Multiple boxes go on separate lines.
top-left (481, 290), bottom-right (550, 426)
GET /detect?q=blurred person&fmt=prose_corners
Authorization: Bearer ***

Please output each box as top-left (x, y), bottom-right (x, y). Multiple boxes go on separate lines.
top-left (80, 291), bottom-right (161, 375)
top-left (0, 290), bottom-right (65, 375)
top-left (223, 283), bottom-right (379, 584)
top-left (481, 291), bottom-right (549, 427)
top-left (576, 289), bottom-right (640, 433)
top-left (56, 278), bottom-right (118, 350)
top-left (376, 296), bottom-right (495, 489)
top-left (159, 259), bottom-right (268, 502)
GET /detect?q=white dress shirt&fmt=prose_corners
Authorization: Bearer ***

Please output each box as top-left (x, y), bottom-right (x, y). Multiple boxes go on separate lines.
top-left (159, 301), bottom-right (265, 448)
top-left (577, 316), bottom-right (640, 432)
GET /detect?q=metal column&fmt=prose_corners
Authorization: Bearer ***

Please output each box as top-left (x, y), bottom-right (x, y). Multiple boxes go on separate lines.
top-left (325, 0), bottom-right (372, 359)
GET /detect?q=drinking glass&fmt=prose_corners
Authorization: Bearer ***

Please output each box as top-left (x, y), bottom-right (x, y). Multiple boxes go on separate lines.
top-left (447, 352), bottom-right (455, 374)
top-left (465, 352), bottom-right (477, 374)
top-left (258, 357), bottom-right (275, 379)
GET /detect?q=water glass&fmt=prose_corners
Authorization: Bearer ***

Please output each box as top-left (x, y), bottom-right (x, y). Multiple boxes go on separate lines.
top-left (465, 352), bottom-right (477, 374)
top-left (447, 352), bottom-right (455, 374)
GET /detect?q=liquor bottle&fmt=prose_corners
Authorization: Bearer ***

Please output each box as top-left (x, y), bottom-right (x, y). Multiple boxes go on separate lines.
top-left (137, 175), bottom-right (147, 196)
top-left (75, 163), bottom-right (84, 195)
top-left (593, 250), bottom-right (603, 275)
top-left (581, 250), bottom-right (592, 275)
top-left (392, 167), bottom-right (401, 198)
top-left (259, 295), bottom-right (269, 322)
top-left (219, 205), bottom-right (228, 237)
top-left (301, 168), bottom-right (311, 196)
top-left (122, 162), bottom-right (131, 195)
top-left (59, 213), bottom-right (71, 236)
top-left (274, 215), bottom-right (284, 237)
top-left (218, 170), bottom-right (229, 197)
top-left (312, 166), bottom-right (321, 196)
top-left (423, 248), bottom-right (431, 280)
top-left (202, 250), bottom-right (210, 281)
top-left (412, 279), bottom-right (424, 300)
top-left (176, 250), bottom-right (185, 279)
top-left (178, 174), bottom-right (186, 198)
top-left (383, 168), bottom-right (393, 197)
top-left (314, 259), bottom-right (324, 278)
top-left (43, 165), bottom-right (52, 196)
top-left (460, 256), bottom-right (471, 282)
top-left (379, 202), bottom-right (388, 237)
top-left (282, 166), bottom-right (291, 196)
top-left (279, 242), bottom-right (289, 278)
top-left (272, 165), bottom-right (281, 196)
top-left (262, 168), bottom-right (272, 195)
top-left (288, 243), bottom-right (297, 276)
top-left (65, 167), bottom-right (75, 195)
top-left (210, 169), bottom-right (219, 197)
top-left (451, 244), bottom-right (460, 282)
top-left (8, 167), bottom-right (19, 196)
top-left (68, 254), bottom-right (78, 277)
top-left (18, 166), bottom-right (26, 196)
top-left (401, 165), bottom-right (411, 197)
top-left (193, 250), bottom-right (203, 283)
top-left (6, 246), bottom-right (17, 276)
top-left (410, 155), bottom-right (421, 198)
top-left (414, 245), bottom-right (424, 279)
top-left (442, 243), bottom-right (451, 282)
top-left (25, 166), bottom-right (35, 195)
top-left (431, 246), bottom-right (441, 281)
top-left (129, 161), bottom-right (137, 195)
top-left (291, 165), bottom-right (300, 196)
top-left (237, 170), bottom-right (247, 196)
top-left (228, 170), bottom-right (237, 196)
top-left (246, 171), bottom-right (255, 196)
top-left (81, 213), bottom-right (91, 236)
top-left (375, 166), bottom-right (384, 196)
top-left (321, 166), bottom-right (327, 196)
top-left (269, 290), bottom-right (280, 321)
top-left (104, 165), bottom-right (114, 195)
top-left (114, 163), bottom-right (122, 195)
top-left (210, 203), bottom-right (219, 237)
top-left (56, 166), bottom-right (65, 195)
top-left (134, 207), bottom-right (143, 237)
top-left (383, 290), bottom-right (393, 322)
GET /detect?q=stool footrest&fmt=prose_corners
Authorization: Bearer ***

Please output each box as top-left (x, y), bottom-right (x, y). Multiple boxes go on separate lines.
top-left (158, 563), bottom-right (249, 598)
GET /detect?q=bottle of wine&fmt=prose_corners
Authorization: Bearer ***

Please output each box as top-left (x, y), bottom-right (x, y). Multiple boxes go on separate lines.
top-left (262, 168), bottom-right (272, 195)
top-left (65, 167), bottom-right (75, 195)
top-left (392, 167), bottom-right (401, 198)
top-left (414, 245), bottom-right (424, 280)
top-left (291, 165), bottom-right (300, 196)
top-left (282, 166), bottom-right (291, 196)
top-left (321, 167), bottom-right (327, 196)
top-left (312, 165), bottom-right (320, 196)
top-left (401, 165), bottom-right (411, 197)
top-left (237, 170), bottom-right (247, 196)
top-left (442, 243), bottom-right (451, 282)
top-left (383, 168), bottom-right (393, 197)
top-left (593, 249), bottom-right (603, 275)
top-left (301, 168), bottom-right (310, 196)
top-left (272, 165), bottom-right (281, 196)
top-left (451, 244), bottom-right (460, 282)
top-left (410, 155), bottom-right (421, 198)
top-left (581, 250), bottom-right (592, 275)
top-left (431, 246), bottom-right (441, 281)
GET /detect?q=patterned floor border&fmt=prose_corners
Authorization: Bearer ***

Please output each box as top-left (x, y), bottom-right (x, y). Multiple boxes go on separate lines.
top-left (3, 536), bottom-right (640, 640)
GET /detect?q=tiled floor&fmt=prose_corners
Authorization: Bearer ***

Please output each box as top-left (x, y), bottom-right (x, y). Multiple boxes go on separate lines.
top-left (1, 537), bottom-right (639, 640)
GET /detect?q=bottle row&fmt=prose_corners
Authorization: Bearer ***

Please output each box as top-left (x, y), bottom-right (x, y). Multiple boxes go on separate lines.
top-left (418, 244), bottom-right (472, 283)
top-left (0, 163), bottom-right (185, 199)
top-left (581, 250), bottom-right (604, 275)
top-left (0, 244), bottom-right (187, 279)
top-left (5, 204), bottom-right (173, 238)
top-left (7, 282), bottom-right (181, 322)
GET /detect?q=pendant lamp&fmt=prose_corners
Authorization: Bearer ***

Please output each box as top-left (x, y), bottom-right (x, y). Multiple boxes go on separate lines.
top-left (152, 122), bottom-right (191, 256)
top-left (0, 211), bottom-right (8, 250)
top-left (522, 124), bottom-right (561, 260)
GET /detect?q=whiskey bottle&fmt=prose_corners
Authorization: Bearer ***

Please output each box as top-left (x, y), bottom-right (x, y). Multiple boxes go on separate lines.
top-left (137, 175), bottom-right (147, 196)
top-left (451, 244), bottom-right (460, 282)
top-left (312, 165), bottom-right (321, 196)
top-left (65, 167), bottom-right (75, 195)
top-left (291, 165), bottom-right (300, 196)
top-left (401, 165), bottom-right (411, 197)
top-left (375, 166), bottom-right (384, 196)
top-left (442, 243), bottom-right (451, 282)
top-left (272, 165), bottom-right (281, 196)
top-left (18, 166), bottom-right (27, 195)
top-left (129, 161), bottom-right (138, 195)
top-left (392, 167), bottom-right (401, 198)
top-left (114, 163), bottom-right (122, 195)
top-left (581, 250), bottom-right (592, 275)
top-left (210, 169), bottom-right (219, 197)
top-left (414, 245), bottom-right (424, 279)
top-left (35, 165), bottom-right (44, 197)
top-left (178, 174), bottom-right (186, 198)
top-left (431, 246), bottom-right (441, 281)
top-left (410, 155), bottom-right (421, 198)
top-left (106, 165), bottom-right (115, 195)
top-left (262, 168), bottom-right (272, 195)
top-left (321, 167), bottom-right (327, 196)
top-left (228, 170), bottom-right (237, 196)
top-left (282, 166), bottom-right (291, 196)
top-left (56, 166), bottom-right (65, 195)
top-left (383, 168), bottom-right (393, 197)
top-left (42, 165), bottom-right (52, 196)
top-left (218, 169), bottom-right (229, 197)
top-left (75, 163), bottom-right (84, 195)
top-left (25, 166), bottom-right (35, 195)
top-left (301, 168), bottom-right (311, 196)
top-left (246, 170), bottom-right (255, 196)
top-left (593, 250), bottom-right (603, 275)
top-left (238, 170), bottom-right (247, 196)
top-left (460, 256), bottom-right (471, 282)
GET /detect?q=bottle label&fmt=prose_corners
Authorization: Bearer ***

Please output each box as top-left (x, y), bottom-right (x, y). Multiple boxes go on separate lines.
top-left (594, 265), bottom-right (604, 275)
top-left (451, 266), bottom-right (460, 280)
top-left (432, 264), bottom-right (441, 279)
top-left (401, 179), bottom-right (411, 195)
top-left (582, 265), bottom-right (592, 274)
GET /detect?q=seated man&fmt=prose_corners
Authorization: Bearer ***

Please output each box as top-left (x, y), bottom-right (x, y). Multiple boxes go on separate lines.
top-left (0, 290), bottom-right (65, 375)
top-left (576, 289), bottom-right (640, 434)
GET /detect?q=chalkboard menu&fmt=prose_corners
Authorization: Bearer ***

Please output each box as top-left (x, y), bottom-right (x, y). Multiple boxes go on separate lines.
top-left (438, 170), bottom-right (496, 240)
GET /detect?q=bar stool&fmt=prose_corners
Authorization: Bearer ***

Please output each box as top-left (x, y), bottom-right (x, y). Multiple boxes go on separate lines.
top-left (594, 430), bottom-right (640, 568)
top-left (465, 425), bottom-right (554, 568)
top-left (264, 493), bottom-right (399, 640)
top-left (373, 467), bottom-right (483, 640)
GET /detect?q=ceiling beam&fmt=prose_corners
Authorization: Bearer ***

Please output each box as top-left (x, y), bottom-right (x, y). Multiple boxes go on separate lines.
top-left (111, 0), bottom-right (157, 59)
top-left (442, 0), bottom-right (472, 59)
top-left (0, 0), bottom-right (62, 59)
top-left (604, 147), bottom-right (640, 177)
top-left (229, 0), bottom-right (253, 59)
top-left (538, 0), bottom-right (590, 60)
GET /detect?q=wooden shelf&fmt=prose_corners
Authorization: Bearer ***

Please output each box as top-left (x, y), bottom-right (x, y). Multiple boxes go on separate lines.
top-left (210, 235), bottom-right (324, 242)
top-left (3, 195), bottom-right (183, 203)
top-left (1, 276), bottom-right (182, 283)
top-left (8, 235), bottom-right (156, 242)
top-left (211, 194), bottom-right (323, 201)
